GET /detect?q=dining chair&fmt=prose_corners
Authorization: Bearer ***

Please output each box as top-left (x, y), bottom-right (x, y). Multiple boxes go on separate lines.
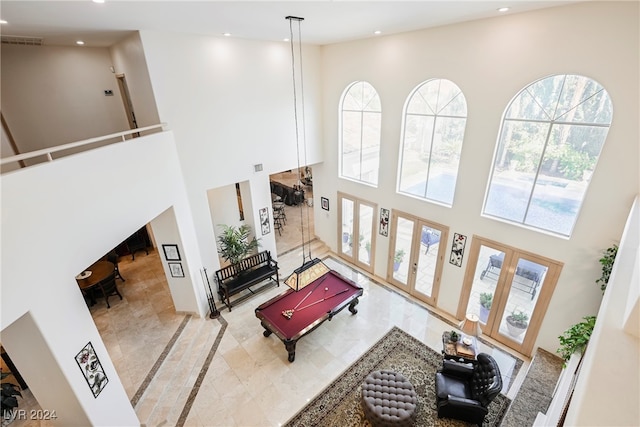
top-left (96, 271), bottom-right (123, 308)
top-left (107, 250), bottom-right (125, 282)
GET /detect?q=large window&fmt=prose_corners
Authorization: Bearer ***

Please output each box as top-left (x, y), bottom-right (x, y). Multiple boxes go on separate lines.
top-left (398, 79), bottom-right (467, 206)
top-left (484, 74), bottom-right (612, 236)
top-left (340, 81), bottom-right (381, 186)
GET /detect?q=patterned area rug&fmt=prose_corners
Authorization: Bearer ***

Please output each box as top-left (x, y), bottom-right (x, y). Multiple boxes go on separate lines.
top-left (284, 327), bottom-right (511, 427)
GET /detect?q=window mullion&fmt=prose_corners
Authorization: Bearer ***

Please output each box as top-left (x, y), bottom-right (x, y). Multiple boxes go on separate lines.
top-left (359, 111), bottom-right (365, 180)
top-left (523, 122), bottom-right (554, 224)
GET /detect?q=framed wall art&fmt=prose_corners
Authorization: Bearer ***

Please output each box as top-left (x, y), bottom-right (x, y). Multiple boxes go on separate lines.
top-left (449, 233), bottom-right (468, 267)
top-left (321, 197), bottom-right (330, 211)
top-left (75, 341), bottom-right (108, 398)
top-left (259, 207), bottom-right (270, 235)
top-left (379, 208), bottom-right (390, 237)
top-left (169, 262), bottom-right (185, 278)
top-left (162, 244), bottom-right (181, 261)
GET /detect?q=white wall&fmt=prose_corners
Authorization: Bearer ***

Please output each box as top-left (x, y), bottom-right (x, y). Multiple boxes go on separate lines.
top-left (566, 196), bottom-right (640, 425)
top-left (318, 1), bottom-right (639, 355)
top-left (0, 44), bottom-right (130, 153)
top-left (139, 31), bottom-right (322, 273)
top-left (1, 131), bottom-right (204, 426)
top-left (110, 32), bottom-right (161, 128)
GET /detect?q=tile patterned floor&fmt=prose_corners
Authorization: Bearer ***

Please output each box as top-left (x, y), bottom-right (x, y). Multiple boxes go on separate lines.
top-left (11, 237), bottom-right (529, 427)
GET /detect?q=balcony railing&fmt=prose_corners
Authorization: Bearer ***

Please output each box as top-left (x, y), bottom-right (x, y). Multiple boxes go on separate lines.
top-left (1, 123), bottom-right (167, 171)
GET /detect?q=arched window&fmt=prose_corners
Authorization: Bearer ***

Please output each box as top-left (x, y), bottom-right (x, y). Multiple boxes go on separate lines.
top-left (398, 79), bottom-right (467, 206)
top-left (340, 81), bottom-right (381, 186)
top-left (484, 74), bottom-right (613, 236)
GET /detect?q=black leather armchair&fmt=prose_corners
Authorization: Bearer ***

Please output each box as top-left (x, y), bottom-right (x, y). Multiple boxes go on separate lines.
top-left (435, 353), bottom-right (503, 426)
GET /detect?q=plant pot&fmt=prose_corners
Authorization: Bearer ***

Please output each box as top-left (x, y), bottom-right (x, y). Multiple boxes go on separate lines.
top-left (393, 261), bottom-right (401, 272)
top-left (479, 305), bottom-right (490, 323)
top-left (506, 317), bottom-right (528, 337)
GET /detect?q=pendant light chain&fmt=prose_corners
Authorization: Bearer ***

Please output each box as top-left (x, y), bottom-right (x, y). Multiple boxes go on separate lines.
top-left (296, 22), bottom-right (313, 262)
top-left (287, 16), bottom-right (312, 265)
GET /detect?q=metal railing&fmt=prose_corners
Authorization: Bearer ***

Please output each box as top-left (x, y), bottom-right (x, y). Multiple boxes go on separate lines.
top-left (0, 123), bottom-right (167, 167)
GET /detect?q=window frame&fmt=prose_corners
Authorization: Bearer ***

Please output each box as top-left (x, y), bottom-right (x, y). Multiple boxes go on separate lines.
top-left (339, 81), bottom-right (382, 187)
top-left (482, 74), bottom-right (613, 237)
top-left (397, 78), bottom-right (468, 207)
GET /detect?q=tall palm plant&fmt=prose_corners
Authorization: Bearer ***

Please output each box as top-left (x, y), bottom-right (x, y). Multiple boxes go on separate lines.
top-left (216, 224), bottom-right (260, 265)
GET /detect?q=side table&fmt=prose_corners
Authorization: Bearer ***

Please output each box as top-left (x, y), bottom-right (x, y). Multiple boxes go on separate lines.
top-left (442, 331), bottom-right (477, 363)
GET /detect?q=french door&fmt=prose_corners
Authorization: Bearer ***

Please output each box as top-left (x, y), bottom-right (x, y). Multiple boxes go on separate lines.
top-left (457, 236), bottom-right (563, 356)
top-left (386, 210), bottom-right (447, 306)
top-left (337, 193), bottom-right (376, 273)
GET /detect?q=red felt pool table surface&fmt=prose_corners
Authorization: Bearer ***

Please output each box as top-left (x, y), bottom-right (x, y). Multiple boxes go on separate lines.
top-left (255, 269), bottom-right (363, 361)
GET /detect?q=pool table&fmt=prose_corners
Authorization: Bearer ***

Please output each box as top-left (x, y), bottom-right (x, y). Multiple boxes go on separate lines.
top-left (255, 269), bottom-right (363, 362)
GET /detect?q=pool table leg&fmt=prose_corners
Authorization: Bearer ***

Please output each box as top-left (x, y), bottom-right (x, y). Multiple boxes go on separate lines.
top-left (348, 298), bottom-right (360, 314)
top-left (285, 340), bottom-right (296, 362)
top-left (260, 322), bottom-right (273, 337)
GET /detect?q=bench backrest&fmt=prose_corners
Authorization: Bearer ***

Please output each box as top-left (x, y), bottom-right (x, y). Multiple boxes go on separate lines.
top-left (216, 250), bottom-right (273, 282)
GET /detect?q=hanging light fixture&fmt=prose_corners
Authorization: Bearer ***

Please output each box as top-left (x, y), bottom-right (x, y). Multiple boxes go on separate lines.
top-left (283, 16), bottom-right (330, 292)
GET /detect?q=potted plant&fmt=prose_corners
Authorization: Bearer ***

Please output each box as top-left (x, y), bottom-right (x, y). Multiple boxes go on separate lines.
top-left (479, 292), bottom-right (492, 323)
top-left (216, 224), bottom-right (260, 266)
top-left (449, 330), bottom-right (459, 343)
top-left (506, 308), bottom-right (529, 337)
top-left (1, 371), bottom-right (21, 425)
top-left (596, 244), bottom-right (618, 293)
top-left (393, 249), bottom-right (406, 272)
top-left (365, 241), bottom-right (371, 263)
top-left (557, 316), bottom-right (596, 367)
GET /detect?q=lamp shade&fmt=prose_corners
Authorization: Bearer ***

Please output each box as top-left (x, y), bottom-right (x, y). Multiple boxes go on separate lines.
top-left (459, 313), bottom-right (481, 337)
top-left (284, 258), bottom-right (330, 291)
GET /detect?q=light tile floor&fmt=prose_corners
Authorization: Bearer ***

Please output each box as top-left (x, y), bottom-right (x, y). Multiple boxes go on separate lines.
top-left (11, 239), bottom-right (529, 427)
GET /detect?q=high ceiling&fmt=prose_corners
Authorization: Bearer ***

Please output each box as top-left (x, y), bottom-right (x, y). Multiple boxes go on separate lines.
top-left (0, 1), bottom-right (579, 47)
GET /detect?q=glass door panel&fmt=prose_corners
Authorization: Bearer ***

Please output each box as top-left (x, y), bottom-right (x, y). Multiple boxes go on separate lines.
top-left (414, 224), bottom-right (442, 301)
top-left (496, 257), bottom-right (548, 344)
top-left (340, 198), bottom-right (354, 257)
top-left (387, 211), bottom-right (447, 306)
top-left (337, 192), bottom-right (376, 273)
top-left (465, 245), bottom-right (505, 325)
top-left (458, 236), bottom-right (561, 356)
top-left (392, 217), bottom-right (414, 287)
top-left (358, 204), bottom-right (374, 267)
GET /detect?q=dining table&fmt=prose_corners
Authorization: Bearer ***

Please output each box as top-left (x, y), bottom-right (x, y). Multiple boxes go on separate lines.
top-left (76, 260), bottom-right (115, 306)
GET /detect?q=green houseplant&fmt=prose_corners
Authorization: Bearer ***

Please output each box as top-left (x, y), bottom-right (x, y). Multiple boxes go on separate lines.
top-left (596, 244), bottom-right (618, 292)
top-left (1, 372), bottom-right (21, 423)
top-left (479, 292), bottom-right (493, 323)
top-left (393, 249), bottom-right (406, 272)
top-left (557, 315), bottom-right (596, 366)
top-left (506, 308), bottom-right (529, 337)
top-left (216, 224), bottom-right (260, 266)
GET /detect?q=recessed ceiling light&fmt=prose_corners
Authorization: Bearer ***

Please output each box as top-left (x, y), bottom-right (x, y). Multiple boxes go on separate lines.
top-left (284, 38), bottom-right (290, 42)
top-left (0, 20), bottom-right (7, 24)
top-left (374, 30), bottom-right (382, 35)
top-left (498, 7), bottom-right (510, 13)
top-left (76, 40), bottom-right (85, 45)
top-left (92, 0), bottom-right (105, 3)
top-left (223, 32), bottom-right (231, 37)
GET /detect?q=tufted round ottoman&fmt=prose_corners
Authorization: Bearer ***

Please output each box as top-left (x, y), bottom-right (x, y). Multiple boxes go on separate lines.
top-left (361, 370), bottom-right (417, 426)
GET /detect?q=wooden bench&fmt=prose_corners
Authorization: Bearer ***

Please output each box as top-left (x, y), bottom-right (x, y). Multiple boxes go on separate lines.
top-left (215, 250), bottom-right (279, 311)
